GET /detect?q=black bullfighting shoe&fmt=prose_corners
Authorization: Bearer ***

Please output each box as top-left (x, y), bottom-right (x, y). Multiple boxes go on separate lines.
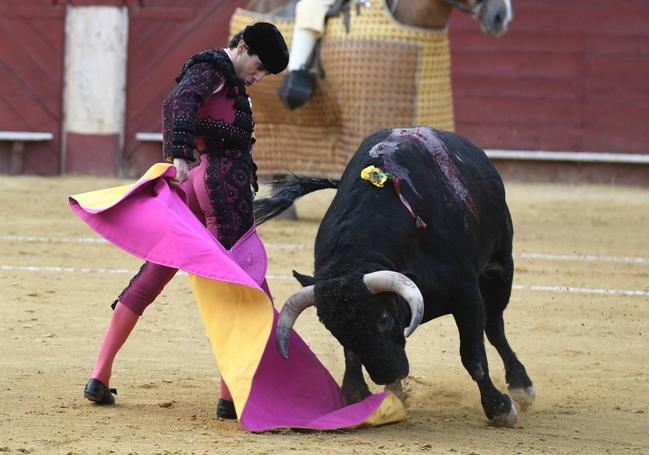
top-left (278, 69), bottom-right (314, 110)
top-left (216, 398), bottom-right (237, 420)
top-left (84, 378), bottom-right (117, 405)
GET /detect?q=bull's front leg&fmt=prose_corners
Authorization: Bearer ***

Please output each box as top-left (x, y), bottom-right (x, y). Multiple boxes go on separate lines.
top-left (453, 285), bottom-right (518, 427)
top-left (341, 347), bottom-right (371, 404)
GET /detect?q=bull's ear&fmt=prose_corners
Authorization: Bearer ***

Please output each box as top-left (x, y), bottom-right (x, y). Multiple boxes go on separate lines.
top-left (293, 270), bottom-right (316, 287)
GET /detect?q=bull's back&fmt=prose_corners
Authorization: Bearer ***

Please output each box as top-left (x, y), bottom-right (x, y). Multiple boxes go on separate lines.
top-left (346, 127), bottom-right (505, 216)
top-left (329, 127), bottom-right (510, 265)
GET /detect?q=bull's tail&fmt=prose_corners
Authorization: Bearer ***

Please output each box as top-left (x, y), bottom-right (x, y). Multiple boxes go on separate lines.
top-left (254, 174), bottom-right (338, 226)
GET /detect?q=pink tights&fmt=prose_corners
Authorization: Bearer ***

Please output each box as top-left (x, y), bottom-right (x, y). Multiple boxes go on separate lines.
top-left (91, 301), bottom-right (232, 400)
top-left (90, 155), bottom-right (232, 400)
top-left (90, 302), bottom-right (139, 384)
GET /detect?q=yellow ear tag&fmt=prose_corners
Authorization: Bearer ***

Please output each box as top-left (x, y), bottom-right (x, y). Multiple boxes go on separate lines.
top-left (361, 165), bottom-right (390, 188)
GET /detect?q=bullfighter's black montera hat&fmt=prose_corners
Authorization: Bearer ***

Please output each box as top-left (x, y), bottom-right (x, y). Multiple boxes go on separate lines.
top-left (243, 22), bottom-right (289, 74)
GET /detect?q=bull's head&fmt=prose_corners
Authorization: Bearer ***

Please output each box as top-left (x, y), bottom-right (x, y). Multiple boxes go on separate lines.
top-left (276, 271), bottom-right (424, 384)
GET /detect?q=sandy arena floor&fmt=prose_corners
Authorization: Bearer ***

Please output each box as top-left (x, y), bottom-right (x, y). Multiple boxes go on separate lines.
top-left (1, 175), bottom-right (648, 454)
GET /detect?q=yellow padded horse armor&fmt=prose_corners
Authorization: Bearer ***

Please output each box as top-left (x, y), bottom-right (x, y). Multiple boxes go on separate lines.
top-left (231, 0), bottom-right (454, 176)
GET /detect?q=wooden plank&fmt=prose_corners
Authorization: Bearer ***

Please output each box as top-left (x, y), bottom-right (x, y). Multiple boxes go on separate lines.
top-left (450, 30), bottom-right (586, 54)
top-left (581, 126), bottom-right (649, 154)
top-left (452, 74), bottom-right (583, 100)
top-left (0, 64), bottom-right (53, 129)
top-left (129, 7), bottom-right (190, 20)
top-left (585, 55), bottom-right (649, 80)
top-left (3, 0), bottom-right (56, 5)
top-left (127, 21), bottom-right (191, 83)
top-left (450, 5), bottom-right (649, 35)
top-left (0, 17), bottom-right (63, 88)
top-left (0, 21), bottom-right (62, 120)
top-left (0, 2), bottom-right (63, 174)
top-left (128, 2), bottom-right (236, 83)
top-left (32, 17), bottom-right (67, 58)
top-left (586, 34), bottom-right (649, 55)
top-left (126, 1), bottom-right (245, 109)
top-left (486, 150), bottom-right (649, 164)
top-left (130, 20), bottom-right (174, 60)
top-left (585, 77), bottom-right (649, 101)
top-left (455, 122), bottom-right (583, 151)
top-left (583, 99), bottom-right (649, 128)
top-left (0, 132), bottom-right (53, 140)
top-left (0, 90), bottom-right (32, 130)
top-left (451, 51), bottom-right (584, 79)
top-left (128, 21), bottom-right (215, 90)
top-left (447, 1), bottom-right (649, 155)
top-left (127, 86), bottom-right (167, 130)
top-left (0, 6), bottom-right (65, 19)
top-left (138, 0), bottom-right (189, 6)
top-left (22, 140), bottom-right (60, 175)
top-left (454, 97), bottom-right (582, 127)
top-left (67, 0), bottom-right (129, 6)
top-left (9, 140), bottom-right (25, 175)
top-left (456, 105), bottom-right (649, 154)
top-left (517, 0), bottom-right (647, 8)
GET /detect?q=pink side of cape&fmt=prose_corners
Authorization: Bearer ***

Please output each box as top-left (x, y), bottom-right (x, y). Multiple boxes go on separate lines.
top-left (69, 169), bottom-right (391, 432)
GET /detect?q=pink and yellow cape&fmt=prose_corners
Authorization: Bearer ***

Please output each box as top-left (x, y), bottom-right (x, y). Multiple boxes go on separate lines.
top-left (69, 163), bottom-right (406, 432)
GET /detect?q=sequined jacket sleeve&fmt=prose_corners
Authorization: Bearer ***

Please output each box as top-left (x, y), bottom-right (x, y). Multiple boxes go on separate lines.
top-left (162, 62), bottom-right (225, 162)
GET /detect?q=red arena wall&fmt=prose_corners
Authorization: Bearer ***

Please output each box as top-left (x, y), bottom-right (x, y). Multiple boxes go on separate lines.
top-left (449, 0), bottom-right (649, 155)
top-left (0, 0), bottom-right (648, 181)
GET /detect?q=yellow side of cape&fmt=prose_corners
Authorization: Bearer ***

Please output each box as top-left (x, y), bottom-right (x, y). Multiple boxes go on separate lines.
top-left (190, 275), bottom-right (273, 418)
top-left (72, 163), bottom-right (173, 210)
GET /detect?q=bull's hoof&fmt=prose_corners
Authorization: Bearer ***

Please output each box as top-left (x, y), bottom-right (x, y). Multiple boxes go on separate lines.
top-left (343, 389), bottom-right (371, 405)
top-left (490, 400), bottom-right (518, 428)
top-left (384, 379), bottom-right (410, 406)
top-left (384, 380), bottom-right (407, 405)
top-left (342, 384), bottom-right (371, 405)
top-left (509, 385), bottom-right (536, 412)
top-left (278, 69), bottom-right (314, 110)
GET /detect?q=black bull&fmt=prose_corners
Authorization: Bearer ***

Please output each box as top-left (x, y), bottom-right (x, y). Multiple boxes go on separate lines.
top-left (254, 127), bottom-right (536, 427)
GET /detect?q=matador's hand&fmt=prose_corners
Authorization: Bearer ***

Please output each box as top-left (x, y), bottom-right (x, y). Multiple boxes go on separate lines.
top-left (173, 158), bottom-right (189, 184)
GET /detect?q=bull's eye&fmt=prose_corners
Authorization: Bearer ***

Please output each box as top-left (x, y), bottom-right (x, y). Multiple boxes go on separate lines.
top-left (377, 312), bottom-right (393, 333)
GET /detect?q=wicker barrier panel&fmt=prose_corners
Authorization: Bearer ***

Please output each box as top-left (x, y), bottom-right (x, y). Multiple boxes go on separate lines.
top-left (231, 0), bottom-right (453, 176)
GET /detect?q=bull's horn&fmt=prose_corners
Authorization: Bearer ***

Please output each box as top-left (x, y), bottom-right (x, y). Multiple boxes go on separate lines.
top-left (276, 285), bottom-right (315, 359)
top-left (363, 271), bottom-right (424, 337)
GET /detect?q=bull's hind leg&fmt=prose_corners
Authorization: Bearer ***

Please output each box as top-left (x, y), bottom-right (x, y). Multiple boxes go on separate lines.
top-left (453, 282), bottom-right (518, 427)
top-left (480, 256), bottom-right (536, 412)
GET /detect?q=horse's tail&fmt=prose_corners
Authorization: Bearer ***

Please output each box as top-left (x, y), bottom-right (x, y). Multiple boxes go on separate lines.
top-left (254, 174), bottom-right (339, 226)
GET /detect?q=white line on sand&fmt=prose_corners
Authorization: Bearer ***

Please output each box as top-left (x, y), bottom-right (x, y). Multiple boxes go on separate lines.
top-left (0, 235), bottom-right (303, 250)
top-left (2, 235), bottom-right (647, 264)
top-left (3, 264), bottom-right (648, 297)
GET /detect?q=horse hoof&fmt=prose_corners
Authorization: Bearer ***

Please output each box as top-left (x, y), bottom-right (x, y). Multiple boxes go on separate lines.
top-left (490, 401), bottom-right (518, 428)
top-left (509, 385), bottom-right (536, 412)
top-left (278, 69), bottom-right (314, 110)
